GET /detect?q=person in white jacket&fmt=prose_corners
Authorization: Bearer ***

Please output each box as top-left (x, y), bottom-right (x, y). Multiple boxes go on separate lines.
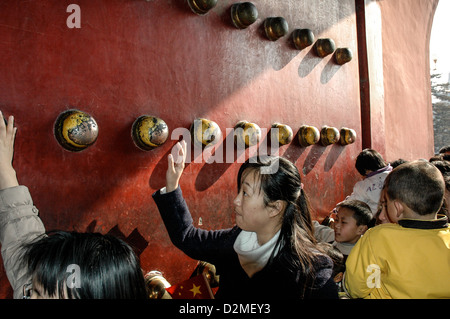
top-left (343, 149), bottom-right (392, 217)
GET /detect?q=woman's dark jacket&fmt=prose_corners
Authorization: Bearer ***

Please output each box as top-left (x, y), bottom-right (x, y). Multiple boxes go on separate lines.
top-left (152, 187), bottom-right (338, 299)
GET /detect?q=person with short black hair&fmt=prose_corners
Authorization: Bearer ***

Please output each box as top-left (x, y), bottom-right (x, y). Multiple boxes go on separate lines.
top-left (314, 199), bottom-right (372, 260)
top-left (340, 149), bottom-right (392, 216)
top-left (439, 145), bottom-right (450, 155)
top-left (344, 160), bottom-right (450, 299)
top-left (430, 160), bottom-right (450, 220)
top-left (389, 158), bottom-right (408, 168)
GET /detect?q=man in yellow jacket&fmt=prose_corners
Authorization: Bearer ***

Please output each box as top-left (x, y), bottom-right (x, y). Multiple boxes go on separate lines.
top-left (344, 160), bottom-right (450, 299)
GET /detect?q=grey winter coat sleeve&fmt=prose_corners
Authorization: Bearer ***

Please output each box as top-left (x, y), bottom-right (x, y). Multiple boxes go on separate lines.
top-left (0, 186), bottom-right (45, 299)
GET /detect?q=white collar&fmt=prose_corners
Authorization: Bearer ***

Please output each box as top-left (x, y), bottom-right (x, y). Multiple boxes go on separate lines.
top-left (233, 230), bottom-right (281, 277)
top-left (332, 241), bottom-right (355, 256)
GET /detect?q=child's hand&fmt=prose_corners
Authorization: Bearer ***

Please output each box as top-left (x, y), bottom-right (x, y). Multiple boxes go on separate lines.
top-left (165, 140), bottom-right (187, 193)
top-left (0, 111), bottom-right (18, 190)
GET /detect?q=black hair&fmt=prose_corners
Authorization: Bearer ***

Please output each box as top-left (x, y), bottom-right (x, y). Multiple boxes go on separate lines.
top-left (337, 199), bottom-right (373, 226)
top-left (439, 145), bottom-right (450, 154)
top-left (431, 160), bottom-right (450, 179)
top-left (237, 155), bottom-right (324, 296)
top-left (389, 158), bottom-right (408, 168)
top-left (384, 161), bottom-right (445, 216)
top-left (21, 231), bottom-right (148, 299)
top-left (431, 160), bottom-right (450, 219)
top-left (355, 149), bottom-right (387, 176)
top-left (444, 174), bottom-right (450, 192)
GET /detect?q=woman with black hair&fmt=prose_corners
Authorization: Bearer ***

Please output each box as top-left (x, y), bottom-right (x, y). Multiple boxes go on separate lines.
top-left (0, 112), bottom-right (148, 299)
top-left (19, 231), bottom-right (148, 299)
top-left (153, 140), bottom-right (337, 299)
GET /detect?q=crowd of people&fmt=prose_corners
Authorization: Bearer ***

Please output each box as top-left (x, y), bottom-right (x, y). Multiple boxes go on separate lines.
top-left (317, 147), bottom-right (450, 298)
top-left (0, 111), bottom-right (449, 299)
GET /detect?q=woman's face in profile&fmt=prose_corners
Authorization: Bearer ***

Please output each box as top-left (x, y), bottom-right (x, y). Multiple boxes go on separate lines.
top-left (233, 169), bottom-right (273, 234)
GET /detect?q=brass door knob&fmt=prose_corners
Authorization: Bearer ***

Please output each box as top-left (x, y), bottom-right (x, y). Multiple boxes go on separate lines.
top-left (190, 118), bottom-right (222, 148)
top-left (231, 2), bottom-right (258, 29)
top-left (320, 126), bottom-right (340, 146)
top-left (334, 48), bottom-right (353, 65)
top-left (314, 38), bottom-right (336, 58)
top-left (264, 17), bottom-right (289, 41)
top-left (131, 115), bottom-right (169, 151)
top-left (54, 109), bottom-right (98, 152)
top-left (234, 120), bottom-right (261, 147)
top-left (339, 127), bottom-right (357, 145)
top-left (144, 271), bottom-right (172, 299)
top-left (271, 123), bottom-right (293, 146)
top-left (187, 0), bottom-right (218, 15)
top-left (292, 28), bottom-right (315, 50)
top-left (298, 125), bottom-right (320, 147)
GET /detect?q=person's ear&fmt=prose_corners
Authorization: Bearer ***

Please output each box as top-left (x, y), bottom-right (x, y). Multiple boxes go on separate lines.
top-left (334, 272), bottom-right (344, 283)
top-left (357, 224), bottom-right (368, 235)
top-left (268, 200), bottom-right (286, 218)
top-left (393, 200), bottom-right (404, 218)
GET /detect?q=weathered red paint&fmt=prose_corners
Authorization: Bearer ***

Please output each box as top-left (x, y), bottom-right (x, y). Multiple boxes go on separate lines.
top-left (0, 0), bottom-right (436, 298)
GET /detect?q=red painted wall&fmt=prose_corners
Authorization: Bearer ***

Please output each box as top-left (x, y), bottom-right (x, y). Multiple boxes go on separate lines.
top-left (0, 0), bottom-right (436, 298)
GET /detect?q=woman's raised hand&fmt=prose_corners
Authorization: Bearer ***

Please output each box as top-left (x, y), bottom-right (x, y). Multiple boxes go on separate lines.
top-left (166, 139), bottom-right (187, 193)
top-left (0, 111), bottom-right (18, 190)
